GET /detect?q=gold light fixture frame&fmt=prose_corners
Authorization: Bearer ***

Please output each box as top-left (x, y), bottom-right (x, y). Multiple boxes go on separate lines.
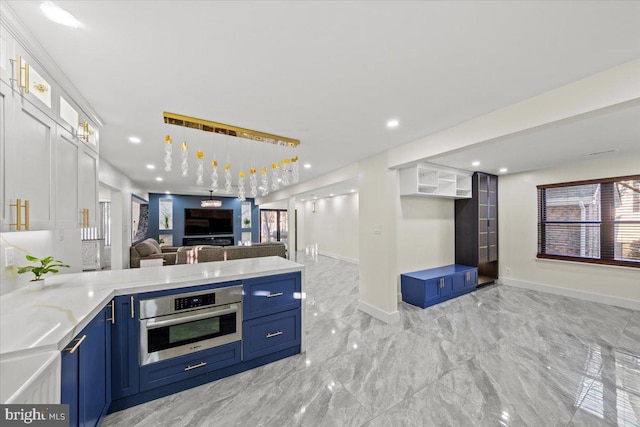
top-left (163, 112), bottom-right (300, 147)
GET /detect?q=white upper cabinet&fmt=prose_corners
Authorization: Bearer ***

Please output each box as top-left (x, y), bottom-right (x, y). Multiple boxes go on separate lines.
top-left (78, 148), bottom-right (98, 227)
top-left (3, 98), bottom-right (56, 231)
top-left (0, 12), bottom-right (102, 233)
top-left (399, 164), bottom-right (472, 199)
top-left (55, 126), bottom-right (79, 229)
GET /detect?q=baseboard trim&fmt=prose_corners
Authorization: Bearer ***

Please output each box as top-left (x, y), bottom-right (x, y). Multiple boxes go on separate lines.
top-left (500, 278), bottom-right (640, 310)
top-left (358, 300), bottom-right (400, 324)
top-left (317, 250), bottom-right (359, 264)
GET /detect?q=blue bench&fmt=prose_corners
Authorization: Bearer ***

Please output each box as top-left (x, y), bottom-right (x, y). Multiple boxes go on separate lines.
top-left (401, 264), bottom-right (478, 308)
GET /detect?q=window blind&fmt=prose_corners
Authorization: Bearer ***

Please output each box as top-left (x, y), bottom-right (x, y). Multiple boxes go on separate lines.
top-left (537, 175), bottom-right (640, 268)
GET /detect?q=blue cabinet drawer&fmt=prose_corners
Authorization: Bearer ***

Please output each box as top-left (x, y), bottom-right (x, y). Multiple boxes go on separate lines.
top-left (243, 273), bottom-right (301, 320)
top-left (139, 341), bottom-right (241, 392)
top-left (243, 309), bottom-right (301, 361)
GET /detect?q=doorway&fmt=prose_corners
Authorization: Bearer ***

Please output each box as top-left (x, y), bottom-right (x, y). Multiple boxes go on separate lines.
top-left (260, 210), bottom-right (288, 247)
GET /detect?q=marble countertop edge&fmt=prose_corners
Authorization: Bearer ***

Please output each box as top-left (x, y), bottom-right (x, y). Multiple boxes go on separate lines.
top-left (1, 257), bottom-right (304, 359)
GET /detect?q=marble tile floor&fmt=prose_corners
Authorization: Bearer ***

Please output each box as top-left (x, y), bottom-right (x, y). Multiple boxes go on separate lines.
top-left (103, 253), bottom-right (640, 426)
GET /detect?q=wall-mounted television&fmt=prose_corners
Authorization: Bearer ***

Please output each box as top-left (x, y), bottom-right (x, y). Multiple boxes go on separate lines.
top-left (184, 208), bottom-right (234, 235)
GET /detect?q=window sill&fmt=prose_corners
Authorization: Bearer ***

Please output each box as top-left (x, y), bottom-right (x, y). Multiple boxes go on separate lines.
top-left (536, 254), bottom-right (640, 270)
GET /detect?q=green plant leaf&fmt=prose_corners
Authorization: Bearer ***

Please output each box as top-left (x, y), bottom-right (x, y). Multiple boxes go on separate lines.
top-left (17, 266), bottom-right (34, 274)
top-left (25, 254), bottom-right (38, 262)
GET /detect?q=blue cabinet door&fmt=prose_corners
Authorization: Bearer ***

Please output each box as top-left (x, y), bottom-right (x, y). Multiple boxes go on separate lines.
top-left (111, 295), bottom-right (139, 399)
top-left (61, 344), bottom-right (79, 427)
top-left (61, 304), bottom-right (111, 427)
top-left (438, 277), bottom-right (454, 297)
top-left (79, 304), bottom-right (111, 427)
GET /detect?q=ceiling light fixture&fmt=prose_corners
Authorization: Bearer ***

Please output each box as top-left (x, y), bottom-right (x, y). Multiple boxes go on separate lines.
top-left (201, 190), bottom-right (222, 208)
top-left (386, 119), bottom-right (399, 128)
top-left (329, 194), bottom-right (334, 197)
top-left (472, 161), bottom-right (480, 167)
top-left (350, 189), bottom-right (356, 193)
top-left (129, 136), bottom-right (141, 144)
top-left (146, 164), bottom-right (155, 170)
top-left (165, 191), bottom-right (171, 194)
top-left (303, 163), bottom-right (311, 169)
top-left (40, 2), bottom-right (80, 28)
top-left (155, 177), bottom-right (163, 182)
top-left (499, 168), bottom-right (508, 173)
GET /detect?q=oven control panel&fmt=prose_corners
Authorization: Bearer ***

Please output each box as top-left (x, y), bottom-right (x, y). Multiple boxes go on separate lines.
top-left (174, 293), bottom-right (216, 311)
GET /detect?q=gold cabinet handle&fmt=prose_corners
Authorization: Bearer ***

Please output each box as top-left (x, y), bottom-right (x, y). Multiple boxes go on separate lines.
top-left (9, 199), bottom-right (29, 231)
top-left (24, 200), bottom-right (29, 230)
top-left (266, 331), bottom-right (283, 338)
top-left (24, 61), bottom-right (29, 94)
top-left (63, 335), bottom-right (86, 354)
top-left (267, 292), bottom-right (284, 298)
top-left (184, 362), bottom-right (207, 371)
top-left (130, 296), bottom-right (135, 318)
top-left (9, 56), bottom-right (29, 93)
top-left (107, 301), bottom-right (115, 324)
top-left (81, 208), bottom-right (89, 227)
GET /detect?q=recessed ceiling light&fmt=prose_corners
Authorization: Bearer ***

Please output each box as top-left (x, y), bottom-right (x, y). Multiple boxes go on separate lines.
top-left (303, 163), bottom-right (311, 169)
top-left (300, 199), bottom-right (305, 202)
top-left (313, 196), bottom-right (318, 200)
top-left (472, 161), bottom-right (480, 167)
top-left (329, 194), bottom-right (334, 197)
top-left (499, 168), bottom-right (508, 173)
top-left (165, 191), bottom-right (170, 194)
top-left (40, 1), bottom-right (80, 28)
top-left (155, 177), bottom-right (163, 182)
top-left (146, 164), bottom-right (155, 170)
top-left (350, 189), bottom-right (356, 193)
top-left (386, 119), bottom-right (399, 128)
top-left (277, 178), bottom-right (282, 183)
top-left (129, 136), bottom-right (141, 144)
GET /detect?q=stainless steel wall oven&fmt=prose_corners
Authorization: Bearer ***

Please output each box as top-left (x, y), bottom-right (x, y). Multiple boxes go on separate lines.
top-left (139, 285), bottom-right (242, 365)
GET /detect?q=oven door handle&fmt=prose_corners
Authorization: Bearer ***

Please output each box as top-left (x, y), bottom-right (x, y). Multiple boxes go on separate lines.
top-left (145, 304), bottom-right (238, 330)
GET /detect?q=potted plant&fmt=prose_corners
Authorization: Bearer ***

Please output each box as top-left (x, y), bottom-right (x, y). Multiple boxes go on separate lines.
top-left (18, 255), bottom-right (70, 290)
top-left (243, 218), bottom-right (251, 228)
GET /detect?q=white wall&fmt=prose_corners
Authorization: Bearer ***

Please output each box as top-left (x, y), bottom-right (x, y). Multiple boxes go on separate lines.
top-left (395, 197), bottom-right (455, 275)
top-left (499, 153), bottom-right (640, 307)
top-left (302, 192), bottom-right (359, 263)
top-left (0, 229), bottom-right (82, 295)
top-left (358, 153), bottom-right (399, 321)
top-left (99, 159), bottom-right (148, 270)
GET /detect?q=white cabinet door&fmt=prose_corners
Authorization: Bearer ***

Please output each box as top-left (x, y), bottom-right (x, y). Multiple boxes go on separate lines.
top-left (0, 82), bottom-right (12, 231)
top-left (55, 126), bottom-right (79, 229)
top-left (79, 148), bottom-right (98, 227)
top-left (4, 99), bottom-right (55, 231)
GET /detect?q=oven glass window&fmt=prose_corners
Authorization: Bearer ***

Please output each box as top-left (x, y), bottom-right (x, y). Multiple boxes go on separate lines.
top-left (169, 317), bottom-right (220, 344)
top-left (147, 312), bottom-right (236, 353)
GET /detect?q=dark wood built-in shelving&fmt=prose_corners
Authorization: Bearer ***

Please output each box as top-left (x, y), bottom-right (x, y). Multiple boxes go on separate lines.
top-left (455, 172), bottom-right (499, 285)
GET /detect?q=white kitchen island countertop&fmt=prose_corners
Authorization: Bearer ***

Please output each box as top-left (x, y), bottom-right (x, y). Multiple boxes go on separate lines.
top-left (0, 256), bottom-right (304, 360)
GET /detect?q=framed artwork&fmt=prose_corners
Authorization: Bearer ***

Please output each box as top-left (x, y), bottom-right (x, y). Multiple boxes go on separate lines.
top-left (159, 198), bottom-right (173, 230)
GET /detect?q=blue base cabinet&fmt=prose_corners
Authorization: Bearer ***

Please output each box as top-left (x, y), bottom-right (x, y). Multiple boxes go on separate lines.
top-left (109, 273), bottom-right (302, 413)
top-left (243, 273), bottom-right (302, 360)
top-left (61, 303), bottom-right (112, 427)
top-left (111, 295), bottom-right (139, 400)
top-left (401, 264), bottom-right (477, 308)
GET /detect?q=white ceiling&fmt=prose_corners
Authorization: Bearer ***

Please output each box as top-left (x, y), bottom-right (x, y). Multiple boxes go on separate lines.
top-left (6, 1), bottom-right (640, 197)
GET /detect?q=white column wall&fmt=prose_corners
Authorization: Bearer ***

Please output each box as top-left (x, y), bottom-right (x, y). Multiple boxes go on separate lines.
top-left (499, 153), bottom-right (640, 307)
top-left (358, 153), bottom-right (399, 322)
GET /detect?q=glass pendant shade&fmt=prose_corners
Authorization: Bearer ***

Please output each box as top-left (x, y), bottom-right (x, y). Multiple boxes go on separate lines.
top-left (211, 160), bottom-right (219, 192)
top-left (164, 135), bottom-right (172, 171)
